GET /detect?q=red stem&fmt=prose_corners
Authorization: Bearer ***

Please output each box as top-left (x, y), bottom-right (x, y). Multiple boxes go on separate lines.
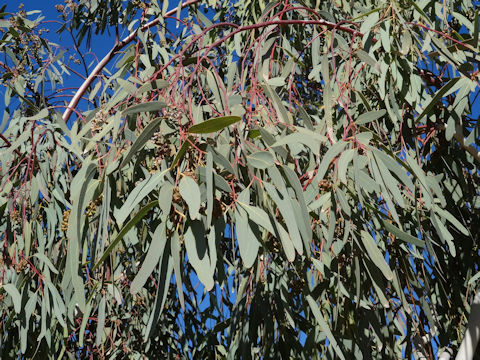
top-left (62, 0), bottom-right (203, 123)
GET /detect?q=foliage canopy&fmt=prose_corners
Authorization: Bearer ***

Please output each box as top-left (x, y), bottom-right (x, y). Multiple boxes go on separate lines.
top-left (0, 0), bottom-right (479, 359)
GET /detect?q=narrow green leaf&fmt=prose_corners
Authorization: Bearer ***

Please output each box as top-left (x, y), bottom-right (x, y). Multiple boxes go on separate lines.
top-left (270, 131), bottom-right (325, 153)
top-left (95, 295), bottom-right (106, 346)
top-left (206, 151), bottom-right (214, 227)
top-left (3, 284), bottom-right (21, 313)
top-left (237, 203), bottom-right (275, 234)
top-left (337, 149), bottom-right (355, 184)
top-left (356, 109), bottom-right (386, 125)
top-left (307, 192), bottom-right (331, 211)
top-left (306, 295), bottom-right (346, 360)
top-left (179, 176), bottom-right (201, 220)
top-left (122, 100), bottom-right (167, 115)
top-left (474, 10), bottom-right (479, 46)
top-left (315, 140), bottom-right (348, 181)
top-left (276, 220), bottom-right (296, 262)
top-left (261, 83), bottom-right (291, 124)
top-left (267, 77), bottom-right (286, 87)
top-left (374, 155), bottom-right (405, 208)
top-left (206, 69), bottom-right (224, 111)
top-left (336, 188), bottom-right (351, 217)
top-left (184, 220), bottom-right (214, 290)
top-left (282, 166), bottom-right (312, 256)
top-left (171, 232), bottom-right (185, 310)
top-left (434, 205), bottom-right (469, 236)
top-left (116, 170), bottom-right (166, 225)
top-left (355, 50), bottom-right (380, 73)
top-left (371, 149), bottom-right (415, 191)
top-left (92, 201), bottom-right (158, 271)
top-left (188, 116), bottom-right (241, 134)
top-left (264, 182), bottom-right (303, 255)
top-left (158, 182), bottom-right (173, 215)
top-left (46, 281), bottom-right (66, 328)
top-left (130, 223), bottom-right (168, 295)
top-left (360, 230), bottom-right (393, 281)
top-left (381, 220), bottom-right (425, 248)
top-left (370, 157), bottom-right (401, 224)
top-left (119, 116), bottom-right (164, 169)
top-left (363, 259), bottom-right (390, 308)
top-left (235, 206), bottom-right (260, 267)
top-left (79, 301), bottom-right (92, 347)
top-left (144, 255), bottom-right (173, 341)
top-left (405, 0), bottom-right (432, 25)
top-left (33, 253), bottom-right (59, 274)
top-left (247, 151), bottom-right (275, 169)
top-left (416, 78), bottom-right (460, 123)
top-left (170, 135), bottom-right (194, 170)
top-left (25, 108), bottom-right (49, 121)
top-left (431, 211), bottom-right (456, 256)
top-left (468, 271), bottom-right (480, 285)
top-left (136, 79), bottom-right (169, 94)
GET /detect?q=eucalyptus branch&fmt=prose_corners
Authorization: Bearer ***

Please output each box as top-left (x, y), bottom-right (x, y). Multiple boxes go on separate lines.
top-left (62, 0), bottom-right (202, 123)
top-left (63, 8), bottom-right (366, 124)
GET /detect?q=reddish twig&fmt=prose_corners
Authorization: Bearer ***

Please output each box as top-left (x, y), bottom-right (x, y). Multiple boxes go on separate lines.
top-left (62, 0), bottom-right (202, 123)
top-left (407, 22), bottom-right (474, 49)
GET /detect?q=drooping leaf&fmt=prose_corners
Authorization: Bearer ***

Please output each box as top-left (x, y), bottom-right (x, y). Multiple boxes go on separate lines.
top-left (237, 202), bottom-right (276, 234)
top-left (92, 201), bottom-right (158, 271)
top-left (416, 78), bottom-right (460, 123)
top-left (116, 170), bottom-right (166, 225)
top-left (179, 175), bottom-right (201, 220)
top-left (184, 220), bottom-right (214, 290)
top-left (2, 284), bottom-right (21, 313)
top-left (235, 205), bottom-right (260, 268)
top-left (315, 140), bottom-right (348, 181)
top-left (171, 231), bottom-right (185, 310)
top-left (170, 135), bottom-right (194, 170)
top-left (360, 230), bottom-right (394, 281)
top-left (264, 182), bottom-right (303, 255)
top-left (130, 222), bottom-right (168, 295)
top-left (95, 295), bottom-right (106, 346)
top-left (381, 220), bottom-right (425, 248)
top-left (306, 295), bottom-right (346, 360)
top-left (119, 117), bottom-right (165, 169)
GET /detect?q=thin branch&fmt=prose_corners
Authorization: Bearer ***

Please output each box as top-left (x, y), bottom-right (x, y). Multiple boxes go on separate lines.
top-left (0, 133), bottom-right (22, 156)
top-left (62, 0), bottom-right (202, 123)
top-left (63, 3), bottom-right (366, 123)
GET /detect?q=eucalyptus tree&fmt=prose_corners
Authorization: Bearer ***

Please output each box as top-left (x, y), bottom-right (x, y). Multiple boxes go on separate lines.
top-left (0, 0), bottom-right (479, 359)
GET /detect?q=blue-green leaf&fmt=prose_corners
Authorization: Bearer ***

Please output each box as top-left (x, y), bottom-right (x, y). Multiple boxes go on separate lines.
top-left (247, 151), bottom-right (275, 169)
top-left (130, 223), bottom-right (168, 295)
top-left (122, 100), bottom-right (167, 115)
top-left (179, 176), bottom-right (201, 220)
top-left (119, 117), bottom-right (165, 169)
top-left (3, 284), bottom-right (21, 313)
top-left (360, 230), bottom-right (393, 281)
top-left (306, 295), bottom-right (346, 360)
top-left (93, 201), bottom-right (158, 271)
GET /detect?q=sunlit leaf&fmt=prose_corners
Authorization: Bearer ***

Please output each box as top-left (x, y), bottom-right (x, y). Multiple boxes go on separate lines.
top-left (179, 175), bottom-right (201, 220)
top-left (188, 116), bottom-right (241, 134)
top-left (247, 151), bottom-right (275, 169)
top-left (122, 100), bottom-right (167, 115)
